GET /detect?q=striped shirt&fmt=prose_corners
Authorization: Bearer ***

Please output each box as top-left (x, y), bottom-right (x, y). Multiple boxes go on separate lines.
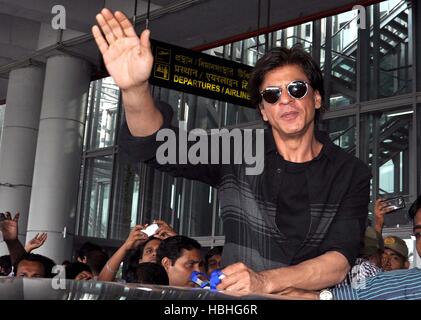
top-left (336, 258), bottom-right (382, 288)
top-left (333, 268), bottom-right (421, 300)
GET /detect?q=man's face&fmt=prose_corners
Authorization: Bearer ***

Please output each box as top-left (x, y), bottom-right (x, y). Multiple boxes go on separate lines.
top-left (163, 248), bottom-right (203, 287)
top-left (16, 260), bottom-right (45, 278)
top-left (206, 254), bottom-right (222, 276)
top-left (413, 209), bottom-right (421, 257)
top-left (259, 64), bottom-right (321, 139)
top-left (367, 251), bottom-right (383, 268)
top-left (141, 239), bottom-right (161, 263)
top-left (381, 248), bottom-right (407, 271)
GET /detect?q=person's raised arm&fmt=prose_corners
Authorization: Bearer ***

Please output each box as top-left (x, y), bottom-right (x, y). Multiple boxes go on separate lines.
top-left (92, 8), bottom-right (163, 137)
top-left (0, 212), bottom-right (26, 265)
top-left (98, 224), bottom-right (148, 282)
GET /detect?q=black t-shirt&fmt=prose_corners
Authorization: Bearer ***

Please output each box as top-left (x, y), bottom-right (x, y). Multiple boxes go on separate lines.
top-left (275, 159), bottom-right (311, 255)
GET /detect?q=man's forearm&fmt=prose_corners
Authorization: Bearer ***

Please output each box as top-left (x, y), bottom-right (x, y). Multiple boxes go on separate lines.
top-left (5, 239), bottom-right (26, 265)
top-left (122, 84), bottom-right (163, 137)
top-left (261, 251), bottom-right (350, 293)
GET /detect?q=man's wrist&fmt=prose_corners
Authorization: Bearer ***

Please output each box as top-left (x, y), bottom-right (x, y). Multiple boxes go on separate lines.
top-left (121, 83), bottom-right (150, 98)
top-left (259, 269), bottom-right (284, 294)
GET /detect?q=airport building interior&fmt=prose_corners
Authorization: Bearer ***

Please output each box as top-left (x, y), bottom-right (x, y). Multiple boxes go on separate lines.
top-left (0, 0), bottom-right (421, 270)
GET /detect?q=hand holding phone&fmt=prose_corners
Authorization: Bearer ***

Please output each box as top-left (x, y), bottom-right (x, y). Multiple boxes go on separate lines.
top-left (382, 196), bottom-right (405, 212)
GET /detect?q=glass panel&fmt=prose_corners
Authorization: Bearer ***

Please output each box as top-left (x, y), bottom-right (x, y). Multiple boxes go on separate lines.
top-left (365, 108), bottom-right (412, 227)
top-left (80, 155), bottom-right (113, 238)
top-left (283, 23), bottom-right (313, 52)
top-left (109, 158), bottom-right (140, 240)
top-left (324, 116), bottom-right (356, 155)
top-left (87, 77), bottom-right (119, 150)
top-left (141, 167), bottom-right (176, 227)
top-left (181, 182), bottom-right (213, 237)
top-left (369, 1), bottom-right (411, 99)
top-left (326, 10), bottom-right (358, 108)
top-left (214, 196), bottom-right (224, 236)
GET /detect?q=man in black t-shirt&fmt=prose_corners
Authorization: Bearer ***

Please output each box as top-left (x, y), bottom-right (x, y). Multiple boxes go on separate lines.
top-left (92, 9), bottom-right (371, 295)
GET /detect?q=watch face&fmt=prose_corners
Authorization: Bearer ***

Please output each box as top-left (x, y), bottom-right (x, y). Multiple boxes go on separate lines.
top-left (320, 290), bottom-right (333, 300)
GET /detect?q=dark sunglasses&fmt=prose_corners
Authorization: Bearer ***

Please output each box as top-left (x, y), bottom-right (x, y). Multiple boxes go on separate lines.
top-left (260, 80), bottom-right (310, 104)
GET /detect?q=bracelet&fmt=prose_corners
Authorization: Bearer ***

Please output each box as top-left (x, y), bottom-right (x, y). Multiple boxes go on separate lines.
top-left (105, 261), bottom-right (116, 274)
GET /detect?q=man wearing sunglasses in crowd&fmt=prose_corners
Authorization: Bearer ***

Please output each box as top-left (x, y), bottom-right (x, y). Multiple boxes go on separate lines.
top-left (92, 9), bottom-right (371, 296)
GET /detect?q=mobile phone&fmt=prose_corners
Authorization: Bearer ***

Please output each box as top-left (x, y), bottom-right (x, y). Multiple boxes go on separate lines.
top-left (141, 223), bottom-right (159, 237)
top-left (382, 196), bottom-right (405, 212)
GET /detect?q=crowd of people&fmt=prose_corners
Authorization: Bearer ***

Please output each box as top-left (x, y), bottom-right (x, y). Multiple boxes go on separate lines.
top-left (0, 213), bottom-right (223, 289)
top-left (1, 195), bottom-right (421, 300)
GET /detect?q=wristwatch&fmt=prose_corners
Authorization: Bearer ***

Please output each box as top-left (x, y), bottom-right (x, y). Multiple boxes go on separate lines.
top-left (319, 289), bottom-right (333, 300)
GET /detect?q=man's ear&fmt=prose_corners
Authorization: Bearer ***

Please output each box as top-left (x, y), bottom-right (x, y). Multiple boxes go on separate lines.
top-left (259, 104), bottom-right (268, 121)
top-left (314, 90), bottom-right (322, 109)
top-left (161, 257), bottom-right (172, 271)
top-left (404, 261), bottom-right (410, 269)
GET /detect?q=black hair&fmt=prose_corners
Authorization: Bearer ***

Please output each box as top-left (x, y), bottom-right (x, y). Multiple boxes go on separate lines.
top-left (123, 236), bottom-right (161, 282)
top-left (156, 235), bottom-right (201, 266)
top-left (65, 262), bottom-right (92, 279)
top-left (134, 262), bottom-right (169, 285)
top-left (77, 242), bottom-right (103, 260)
top-left (204, 246), bottom-right (223, 272)
top-left (248, 45), bottom-right (325, 123)
top-left (0, 255), bottom-right (12, 276)
top-left (141, 236), bottom-right (161, 258)
top-left (15, 253), bottom-right (56, 278)
top-left (409, 195), bottom-right (421, 221)
top-left (85, 249), bottom-right (109, 276)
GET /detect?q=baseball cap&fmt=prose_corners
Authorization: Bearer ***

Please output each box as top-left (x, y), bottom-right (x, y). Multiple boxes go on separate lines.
top-left (383, 235), bottom-right (409, 259)
top-left (360, 226), bottom-right (384, 256)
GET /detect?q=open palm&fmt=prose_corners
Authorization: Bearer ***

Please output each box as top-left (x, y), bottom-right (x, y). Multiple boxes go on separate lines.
top-left (25, 232), bottom-right (47, 252)
top-left (92, 9), bottom-right (153, 90)
top-left (0, 212), bottom-right (19, 241)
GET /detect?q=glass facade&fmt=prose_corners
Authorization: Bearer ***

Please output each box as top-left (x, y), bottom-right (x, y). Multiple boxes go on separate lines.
top-left (76, 0), bottom-right (421, 264)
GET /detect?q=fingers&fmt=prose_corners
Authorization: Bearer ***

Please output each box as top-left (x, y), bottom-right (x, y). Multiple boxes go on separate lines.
top-left (96, 11), bottom-right (116, 45)
top-left (40, 232), bottom-right (48, 243)
top-left (92, 25), bottom-right (109, 55)
top-left (153, 219), bottom-right (167, 226)
top-left (13, 212), bottom-right (20, 222)
top-left (220, 262), bottom-right (247, 276)
top-left (115, 11), bottom-right (137, 37)
top-left (75, 271), bottom-right (93, 281)
top-left (155, 226), bottom-right (176, 240)
top-left (101, 8), bottom-right (125, 39)
top-left (5, 212), bottom-right (11, 220)
top-left (139, 29), bottom-right (151, 49)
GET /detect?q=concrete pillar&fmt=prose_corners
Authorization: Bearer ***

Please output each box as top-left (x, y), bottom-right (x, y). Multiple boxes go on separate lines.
top-left (26, 55), bottom-right (90, 264)
top-left (0, 66), bottom-right (44, 256)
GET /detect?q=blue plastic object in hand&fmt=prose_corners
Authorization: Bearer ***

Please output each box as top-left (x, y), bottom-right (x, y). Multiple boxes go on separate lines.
top-left (190, 271), bottom-right (210, 288)
top-left (209, 269), bottom-right (225, 290)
